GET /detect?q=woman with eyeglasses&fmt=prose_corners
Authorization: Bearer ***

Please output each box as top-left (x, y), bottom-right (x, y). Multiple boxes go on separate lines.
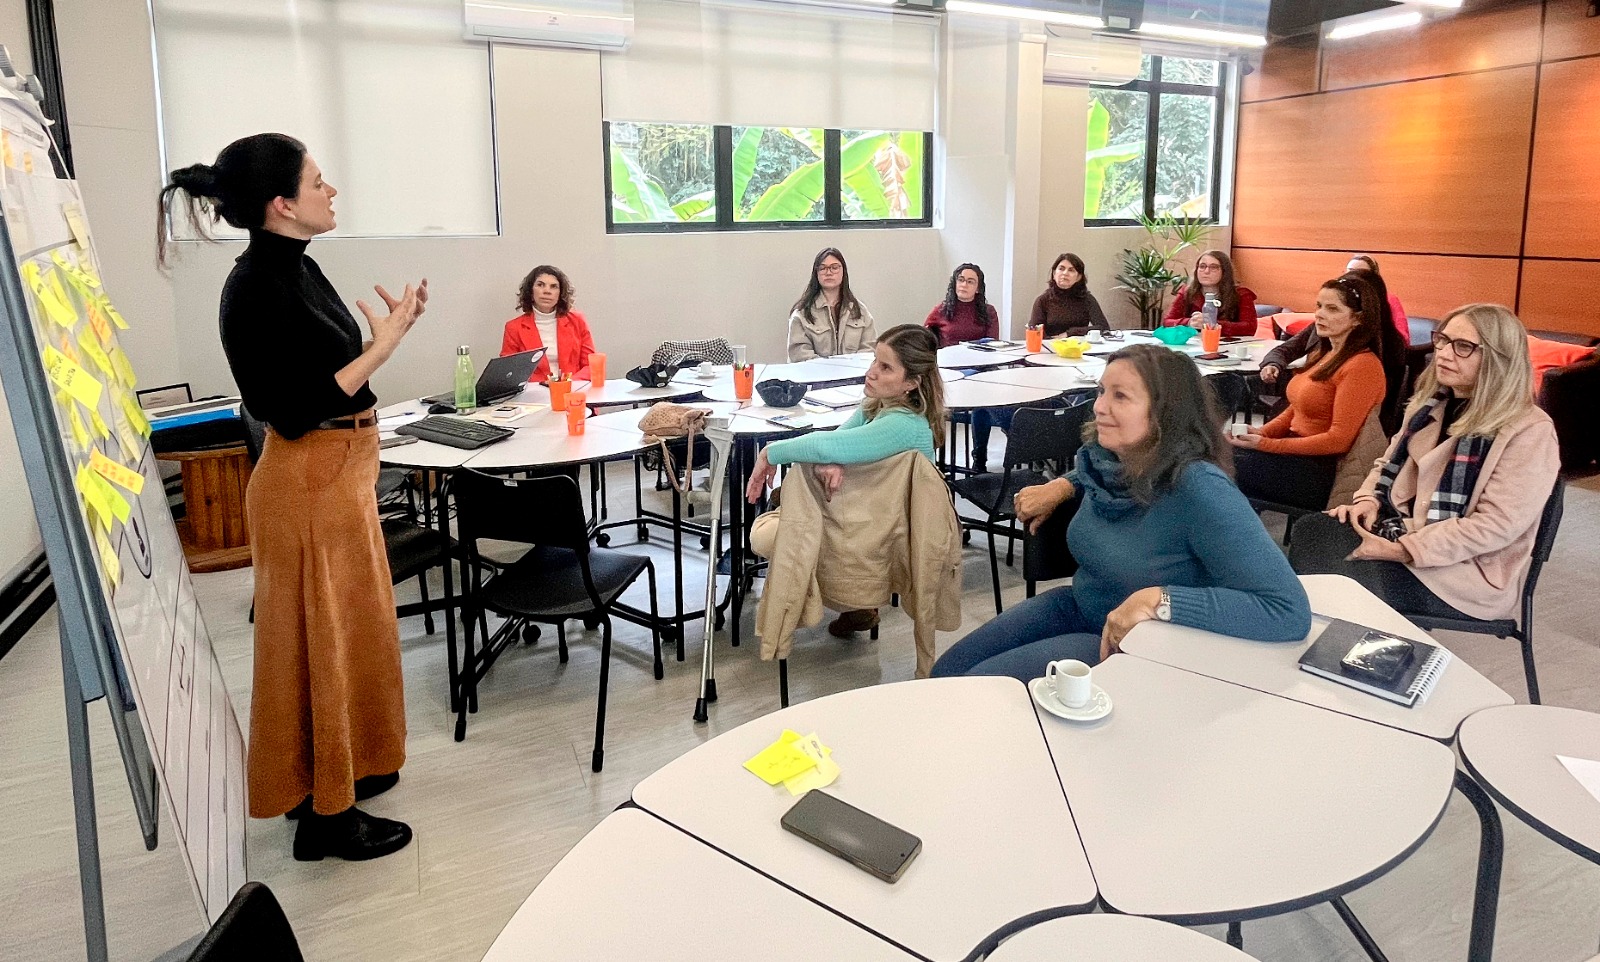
top-left (1229, 274), bottom-right (1389, 511)
top-left (1162, 249), bottom-right (1257, 338)
top-left (788, 247), bottom-right (877, 361)
top-left (1289, 304), bottom-right (1559, 624)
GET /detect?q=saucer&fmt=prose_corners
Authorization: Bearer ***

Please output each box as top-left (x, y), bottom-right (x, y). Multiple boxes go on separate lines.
top-left (693, 371), bottom-right (718, 380)
top-left (1030, 677), bottom-right (1112, 722)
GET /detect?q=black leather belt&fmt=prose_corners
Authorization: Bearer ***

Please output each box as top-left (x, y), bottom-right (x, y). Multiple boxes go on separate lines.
top-left (315, 413), bottom-right (379, 430)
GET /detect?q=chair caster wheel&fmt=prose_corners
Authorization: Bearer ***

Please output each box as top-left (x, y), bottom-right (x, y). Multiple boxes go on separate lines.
top-left (583, 616), bottom-right (601, 631)
top-left (962, 529), bottom-right (972, 545)
top-left (523, 624), bottom-right (541, 644)
top-left (714, 611), bottom-right (726, 630)
top-left (701, 535), bottom-right (711, 550)
top-left (595, 531), bottom-right (611, 547)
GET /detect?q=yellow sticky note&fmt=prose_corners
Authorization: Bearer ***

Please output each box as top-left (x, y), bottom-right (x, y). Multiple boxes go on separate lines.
top-left (93, 525), bottom-right (121, 586)
top-left (109, 347), bottom-right (137, 390)
top-left (23, 262), bottom-right (77, 327)
top-left (742, 729), bottom-right (819, 786)
top-left (120, 393), bottom-right (150, 437)
top-left (42, 345), bottom-right (103, 409)
top-left (86, 301), bottom-right (112, 347)
top-left (77, 464), bottom-right (112, 531)
top-left (783, 734), bottom-right (841, 796)
top-left (77, 463), bottom-right (130, 524)
top-left (62, 202), bottom-right (91, 250)
top-left (67, 404), bottom-right (89, 449)
top-left (90, 449), bottom-right (144, 495)
top-left (86, 407), bottom-right (110, 441)
top-left (22, 151), bottom-right (32, 174)
top-left (77, 328), bottom-right (113, 378)
top-left (1, 130), bottom-right (12, 170)
top-left (115, 420), bottom-right (142, 462)
top-left (103, 300), bottom-right (128, 330)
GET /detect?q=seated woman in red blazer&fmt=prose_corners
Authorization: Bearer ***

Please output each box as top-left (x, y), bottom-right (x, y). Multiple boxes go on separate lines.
top-left (1162, 249), bottom-right (1257, 338)
top-left (501, 265), bottom-right (598, 381)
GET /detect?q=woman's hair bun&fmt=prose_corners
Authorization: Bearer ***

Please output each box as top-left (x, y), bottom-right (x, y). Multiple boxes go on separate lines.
top-left (168, 163), bottom-right (220, 198)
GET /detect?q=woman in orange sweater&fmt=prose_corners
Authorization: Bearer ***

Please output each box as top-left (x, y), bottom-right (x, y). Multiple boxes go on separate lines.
top-left (501, 265), bottom-right (599, 382)
top-left (1229, 274), bottom-right (1388, 510)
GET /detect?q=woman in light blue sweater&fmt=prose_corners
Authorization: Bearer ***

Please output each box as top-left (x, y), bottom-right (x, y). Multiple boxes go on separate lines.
top-left (748, 324), bottom-right (946, 635)
top-left (932, 344), bottom-right (1311, 681)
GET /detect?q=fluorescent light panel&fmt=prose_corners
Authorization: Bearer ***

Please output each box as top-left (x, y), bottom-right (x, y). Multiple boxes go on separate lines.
top-left (942, 0), bottom-right (1104, 29)
top-left (1326, 10), bottom-right (1424, 39)
top-left (1136, 20), bottom-right (1267, 46)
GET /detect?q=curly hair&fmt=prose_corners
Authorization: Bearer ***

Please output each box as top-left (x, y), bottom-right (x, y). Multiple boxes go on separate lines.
top-left (517, 265), bottom-right (575, 316)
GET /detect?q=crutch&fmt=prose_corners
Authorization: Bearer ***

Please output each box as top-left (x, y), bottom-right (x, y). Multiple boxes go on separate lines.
top-left (693, 415), bottom-right (735, 723)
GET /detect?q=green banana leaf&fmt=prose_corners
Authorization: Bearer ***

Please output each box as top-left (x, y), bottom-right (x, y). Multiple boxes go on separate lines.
top-left (841, 133), bottom-right (893, 219)
top-left (746, 158), bottom-right (824, 221)
top-left (898, 130), bottom-right (925, 219)
top-left (1085, 101), bottom-right (1142, 218)
top-left (609, 149), bottom-right (675, 223)
top-left (672, 190), bottom-right (716, 222)
top-left (781, 127), bottom-right (823, 156)
top-left (731, 127), bottom-right (761, 211)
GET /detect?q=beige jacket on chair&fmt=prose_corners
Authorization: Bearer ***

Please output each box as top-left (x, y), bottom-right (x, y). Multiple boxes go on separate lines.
top-left (754, 451), bottom-right (962, 677)
top-left (1327, 408), bottom-right (1389, 509)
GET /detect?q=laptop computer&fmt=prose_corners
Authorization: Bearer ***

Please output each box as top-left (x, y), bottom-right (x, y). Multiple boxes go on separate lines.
top-left (421, 348), bottom-right (546, 408)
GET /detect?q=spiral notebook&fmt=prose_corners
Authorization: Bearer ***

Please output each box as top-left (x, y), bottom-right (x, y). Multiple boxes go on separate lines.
top-left (1297, 618), bottom-right (1452, 708)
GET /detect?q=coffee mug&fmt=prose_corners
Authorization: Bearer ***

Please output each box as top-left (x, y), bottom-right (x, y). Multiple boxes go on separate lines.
top-left (1086, 329), bottom-right (1104, 343)
top-left (1044, 658), bottom-right (1092, 708)
top-left (698, 361), bottom-right (715, 377)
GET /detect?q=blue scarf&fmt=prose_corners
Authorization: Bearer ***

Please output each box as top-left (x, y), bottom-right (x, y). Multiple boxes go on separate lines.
top-left (1069, 443), bottom-right (1142, 520)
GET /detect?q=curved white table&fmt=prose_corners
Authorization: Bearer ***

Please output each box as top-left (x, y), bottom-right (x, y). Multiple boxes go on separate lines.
top-left (985, 913), bottom-right (1253, 961)
top-left (517, 377), bottom-right (705, 409)
top-left (1459, 705), bottom-right (1600, 864)
top-left (631, 677), bottom-right (1097, 962)
top-left (1022, 350), bottom-right (1107, 370)
top-left (937, 343), bottom-right (1026, 369)
top-left (1046, 656), bottom-right (1457, 923)
top-left (943, 380), bottom-right (1064, 411)
top-left (480, 808), bottom-right (918, 962)
top-left (967, 366), bottom-right (1098, 392)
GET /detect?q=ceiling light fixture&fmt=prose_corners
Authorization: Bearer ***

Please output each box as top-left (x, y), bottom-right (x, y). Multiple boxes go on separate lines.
top-left (1135, 21), bottom-right (1268, 47)
top-left (943, 0), bottom-right (1104, 29)
top-left (1326, 10), bottom-right (1424, 39)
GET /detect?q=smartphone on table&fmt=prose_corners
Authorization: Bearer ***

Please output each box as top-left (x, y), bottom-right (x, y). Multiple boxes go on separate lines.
top-left (781, 790), bottom-right (922, 883)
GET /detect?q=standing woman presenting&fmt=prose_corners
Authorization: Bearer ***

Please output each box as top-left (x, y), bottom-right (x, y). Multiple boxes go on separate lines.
top-left (158, 133), bottom-right (425, 862)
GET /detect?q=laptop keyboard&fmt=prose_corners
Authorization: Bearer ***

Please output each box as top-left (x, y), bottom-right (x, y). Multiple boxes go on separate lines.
top-left (395, 416), bottom-right (514, 450)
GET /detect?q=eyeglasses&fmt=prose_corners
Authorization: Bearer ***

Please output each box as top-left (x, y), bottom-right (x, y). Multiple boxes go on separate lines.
top-left (1431, 331), bottom-right (1493, 359)
top-left (817, 264), bottom-right (844, 275)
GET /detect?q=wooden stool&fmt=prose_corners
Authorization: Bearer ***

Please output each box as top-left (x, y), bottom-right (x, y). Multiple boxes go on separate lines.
top-left (159, 445), bottom-right (253, 572)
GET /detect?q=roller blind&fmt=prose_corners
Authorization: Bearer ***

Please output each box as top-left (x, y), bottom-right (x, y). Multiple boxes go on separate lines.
top-left (151, 0), bottom-right (497, 238)
top-left (601, 0), bottom-right (939, 130)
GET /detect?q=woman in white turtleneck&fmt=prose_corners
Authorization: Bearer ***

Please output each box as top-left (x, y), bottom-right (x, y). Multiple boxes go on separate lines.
top-left (500, 264), bottom-right (598, 381)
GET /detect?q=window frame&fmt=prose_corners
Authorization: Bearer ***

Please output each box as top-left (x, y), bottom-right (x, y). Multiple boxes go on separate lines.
top-left (603, 123), bottom-right (933, 234)
top-left (1085, 55), bottom-right (1228, 228)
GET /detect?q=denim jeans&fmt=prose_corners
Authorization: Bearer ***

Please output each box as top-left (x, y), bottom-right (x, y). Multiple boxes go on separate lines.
top-left (929, 586), bottom-right (1102, 681)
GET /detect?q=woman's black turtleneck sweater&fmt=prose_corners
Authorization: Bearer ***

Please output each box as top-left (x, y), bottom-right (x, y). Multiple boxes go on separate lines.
top-left (220, 229), bottom-right (376, 440)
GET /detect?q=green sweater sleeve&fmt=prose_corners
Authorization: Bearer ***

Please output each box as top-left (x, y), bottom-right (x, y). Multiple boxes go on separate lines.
top-left (764, 408), bottom-right (934, 466)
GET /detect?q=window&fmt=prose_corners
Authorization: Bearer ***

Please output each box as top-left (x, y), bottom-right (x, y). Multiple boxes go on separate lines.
top-left (1085, 55), bottom-right (1227, 225)
top-left (605, 123), bottom-right (933, 233)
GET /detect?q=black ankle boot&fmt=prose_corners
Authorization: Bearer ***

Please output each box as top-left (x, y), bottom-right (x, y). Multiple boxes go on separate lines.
top-left (293, 807), bottom-right (413, 862)
top-left (286, 772), bottom-right (401, 820)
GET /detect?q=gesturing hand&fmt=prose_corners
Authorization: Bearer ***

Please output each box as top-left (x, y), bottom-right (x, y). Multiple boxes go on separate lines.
top-left (357, 283), bottom-right (421, 354)
top-left (375, 278), bottom-right (429, 321)
top-left (812, 463), bottom-right (845, 502)
top-left (1100, 586), bottom-right (1164, 660)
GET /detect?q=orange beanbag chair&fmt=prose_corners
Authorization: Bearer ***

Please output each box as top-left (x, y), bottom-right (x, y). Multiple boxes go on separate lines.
top-left (1528, 335), bottom-right (1597, 395)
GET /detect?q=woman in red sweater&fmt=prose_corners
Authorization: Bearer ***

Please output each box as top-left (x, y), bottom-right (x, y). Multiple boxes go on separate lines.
top-left (1163, 249), bottom-right (1257, 337)
top-left (924, 262), bottom-right (999, 346)
top-left (501, 265), bottom-right (599, 382)
top-left (1230, 274), bottom-right (1388, 510)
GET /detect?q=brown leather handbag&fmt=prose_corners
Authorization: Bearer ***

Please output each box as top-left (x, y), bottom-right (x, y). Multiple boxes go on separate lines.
top-left (638, 402), bottom-right (709, 493)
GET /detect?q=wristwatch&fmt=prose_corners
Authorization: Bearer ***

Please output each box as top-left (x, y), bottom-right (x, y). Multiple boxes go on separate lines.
top-left (1155, 588), bottom-right (1172, 622)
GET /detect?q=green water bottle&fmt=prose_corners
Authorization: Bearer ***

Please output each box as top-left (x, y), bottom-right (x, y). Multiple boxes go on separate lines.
top-left (454, 345), bottom-right (476, 414)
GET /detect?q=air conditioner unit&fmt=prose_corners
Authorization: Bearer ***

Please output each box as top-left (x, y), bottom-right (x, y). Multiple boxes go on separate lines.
top-left (1042, 32), bottom-right (1142, 85)
top-left (463, 0), bottom-right (634, 51)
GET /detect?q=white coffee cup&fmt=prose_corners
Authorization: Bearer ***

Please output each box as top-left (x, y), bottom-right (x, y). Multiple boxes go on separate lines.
top-left (1233, 343), bottom-right (1251, 360)
top-left (1086, 329), bottom-right (1104, 343)
top-left (698, 361), bottom-right (714, 377)
top-left (1044, 658), bottom-right (1093, 709)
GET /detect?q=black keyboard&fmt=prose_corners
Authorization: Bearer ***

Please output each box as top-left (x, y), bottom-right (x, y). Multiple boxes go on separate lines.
top-left (395, 416), bottom-right (514, 450)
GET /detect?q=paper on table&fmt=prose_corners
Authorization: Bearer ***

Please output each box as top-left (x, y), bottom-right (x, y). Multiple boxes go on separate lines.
top-left (783, 732), bottom-right (840, 796)
top-left (1557, 755), bottom-right (1600, 806)
top-left (743, 729), bottom-right (818, 785)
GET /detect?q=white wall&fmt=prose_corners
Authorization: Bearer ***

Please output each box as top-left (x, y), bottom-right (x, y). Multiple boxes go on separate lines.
top-left (51, 1), bottom-right (1232, 410)
top-left (0, 5), bottom-right (41, 577)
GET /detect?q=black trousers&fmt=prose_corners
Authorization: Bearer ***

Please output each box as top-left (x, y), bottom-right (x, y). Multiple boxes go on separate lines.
top-left (1233, 447), bottom-right (1338, 512)
top-left (1287, 513), bottom-right (1470, 620)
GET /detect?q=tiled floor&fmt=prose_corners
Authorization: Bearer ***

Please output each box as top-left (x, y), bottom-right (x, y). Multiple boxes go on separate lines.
top-left (2, 465), bottom-right (1598, 962)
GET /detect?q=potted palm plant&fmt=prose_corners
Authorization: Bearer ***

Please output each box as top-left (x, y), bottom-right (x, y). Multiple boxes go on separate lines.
top-left (1114, 213), bottom-right (1213, 329)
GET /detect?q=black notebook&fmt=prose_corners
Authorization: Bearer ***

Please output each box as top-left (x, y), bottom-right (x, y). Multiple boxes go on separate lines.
top-left (1297, 618), bottom-right (1452, 708)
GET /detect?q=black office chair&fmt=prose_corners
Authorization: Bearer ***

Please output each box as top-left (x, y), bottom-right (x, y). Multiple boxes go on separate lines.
top-left (950, 400), bottom-right (1094, 614)
top-left (186, 882), bottom-right (302, 962)
top-left (1022, 493), bottom-right (1081, 598)
top-left (453, 469), bottom-right (663, 769)
top-left (1206, 371), bottom-right (1250, 424)
top-left (1404, 479), bottom-right (1565, 705)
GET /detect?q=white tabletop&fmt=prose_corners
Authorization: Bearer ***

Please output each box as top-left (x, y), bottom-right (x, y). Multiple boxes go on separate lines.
top-left (1021, 351), bottom-right (1109, 371)
top-left (1047, 656), bottom-right (1456, 922)
top-left (631, 677), bottom-right (1097, 962)
top-left (1459, 705), bottom-right (1600, 864)
top-left (943, 379), bottom-right (1065, 411)
top-left (1120, 575), bottom-right (1513, 742)
top-left (588, 400), bottom-right (856, 439)
top-left (985, 913), bottom-right (1253, 961)
top-left (937, 343), bottom-right (1028, 369)
top-left (480, 808), bottom-right (918, 962)
top-left (518, 378), bottom-right (705, 409)
top-left (968, 366), bottom-right (1099, 392)
top-left (461, 421), bottom-right (651, 470)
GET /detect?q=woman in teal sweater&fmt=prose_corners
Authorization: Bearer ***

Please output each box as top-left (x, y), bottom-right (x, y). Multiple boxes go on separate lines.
top-left (932, 345), bottom-right (1311, 681)
top-left (747, 324), bottom-right (946, 635)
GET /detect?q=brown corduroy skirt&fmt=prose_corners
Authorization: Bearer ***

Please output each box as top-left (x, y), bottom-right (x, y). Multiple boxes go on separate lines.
top-left (244, 418), bottom-right (406, 818)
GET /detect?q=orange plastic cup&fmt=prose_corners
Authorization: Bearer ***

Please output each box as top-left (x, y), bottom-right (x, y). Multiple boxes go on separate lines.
top-left (589, 353), bottom-right (607, 385)
top-left (1200, 326), bottom-right (1222, 354)
top-left (549, 378), bottom-right (571, 412)
top-left (733, 365), bottom-right (754, 401)
top-left (565, 392), bottom-right (587, 435)
top-left (1025, 327), bottom-right (1044, 353)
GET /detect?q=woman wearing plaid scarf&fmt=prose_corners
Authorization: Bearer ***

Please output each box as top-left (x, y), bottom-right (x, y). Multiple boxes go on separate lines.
top-left (1289, 304), bottom-right (1559, 623)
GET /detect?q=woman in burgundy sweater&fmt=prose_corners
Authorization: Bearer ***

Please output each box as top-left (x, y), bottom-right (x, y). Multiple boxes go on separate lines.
top-left (1029, 253), bottom-right (1109, 337)
top-left (1163, 249), bottom-right (1257, 338)
top-left (924, 262), bottom-right (999, 346)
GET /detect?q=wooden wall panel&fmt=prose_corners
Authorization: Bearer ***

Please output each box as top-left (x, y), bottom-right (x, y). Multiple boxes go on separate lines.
top-left (1517, 259), bottom-right (1600, 337)
top-left (1242, 38), bottom-right (1320, 103)
top-left (1541, 0), bottom-right (1600, 62)
top-left (1320, 0), bottom-right (1542, 91)
top-left (1232, 249), bottom-right (1521, 320)
top-left (1524, 57), bottom-right (1600, 259)
top-left (1233, 68), bottom-right (1536, 255)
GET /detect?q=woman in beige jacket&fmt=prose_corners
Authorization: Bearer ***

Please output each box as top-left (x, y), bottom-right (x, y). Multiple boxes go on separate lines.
top-left (1289, 304), bottom-right (1560, 623)
top-left (788, 247), bottom-right (877, 360)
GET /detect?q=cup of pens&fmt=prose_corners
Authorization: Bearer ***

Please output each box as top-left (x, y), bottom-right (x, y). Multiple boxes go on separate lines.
top-left (1025, 326), bottom-right (1044, 354)
top-left (733, 364), bottom-right (755, 401)
top-left (565, 392), bottom-right (587, 435)
top-left (549, 376), bottom-right (572, 412)
top-left (1200, 324), bottom-right (1221, 354)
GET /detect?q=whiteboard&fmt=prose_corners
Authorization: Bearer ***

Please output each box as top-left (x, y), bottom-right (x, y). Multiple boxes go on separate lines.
top-left (0, 88), bottom-right (247, 923)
